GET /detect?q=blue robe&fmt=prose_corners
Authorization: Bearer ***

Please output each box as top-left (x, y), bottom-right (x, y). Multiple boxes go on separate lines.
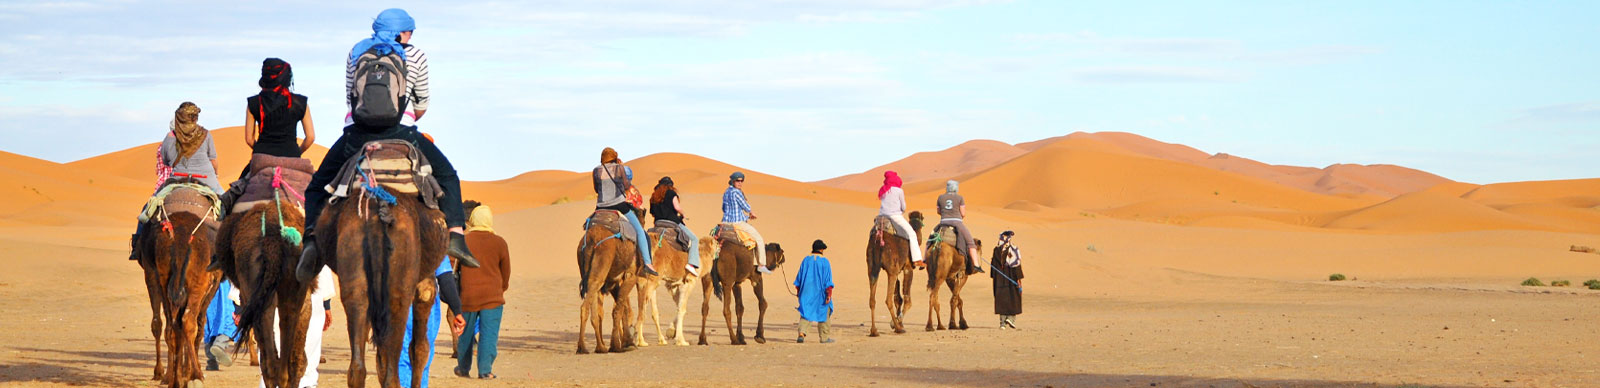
top-left (398, 258), bottom-right (449, 388)
top-left (204, 279), bottom-right (237, 345)
top-left (793, 255), bottom-right (834, 322)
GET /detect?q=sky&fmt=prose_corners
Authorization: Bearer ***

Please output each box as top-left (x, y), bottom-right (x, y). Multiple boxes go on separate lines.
top-left (1, 0), bottom-right (1595, 184)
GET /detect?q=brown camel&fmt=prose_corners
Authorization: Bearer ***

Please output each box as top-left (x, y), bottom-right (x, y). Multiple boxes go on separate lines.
top-left (924, 225), bottom-right (981, 331)
top-left (212, 200), bottom-right (311, 388)
top-left (299, 190), bottom-right (447, 388)
top-left (575, 209), bottom-right (641, 354)
top-left (698, 230), bottom-right (785, 345)
top-left (135, 181), bottom-right (222, 388)
top-left (634, 233), bottom-right (712, 347)
top-left (865, 211), bottom-right (923, 336)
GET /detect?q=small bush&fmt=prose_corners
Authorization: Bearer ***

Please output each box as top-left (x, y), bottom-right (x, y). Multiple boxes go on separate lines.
top-left (1584, 279), bottom-right (1600, 290)
top-left (551, 196), bottom-right (571, 205)
top-left (1551, 280), bottom-right (1571, 287)
top-left (1521, 277), bottom-right (1545, 287)
top-left (1328, 273), bottom-right (1347, 281)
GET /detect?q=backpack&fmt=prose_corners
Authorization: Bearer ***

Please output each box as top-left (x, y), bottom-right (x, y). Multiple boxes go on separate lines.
top-left (350, 48), bottom-right (408, 127)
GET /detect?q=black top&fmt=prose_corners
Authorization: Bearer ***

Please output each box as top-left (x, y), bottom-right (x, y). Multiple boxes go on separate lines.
top-left (246, 94), bottom-right (309, 158)
top-left (650, 190), bottom-right (684, 224)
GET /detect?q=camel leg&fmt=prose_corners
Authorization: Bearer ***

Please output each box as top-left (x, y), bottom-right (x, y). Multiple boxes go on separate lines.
top-left (928, 277), bottom-right (943, 331)
top-left (699, 277), bottom-right (715, 346)
top-left (649, 282), bottom-right (666, 345)
top-left (752, 279), bottom-right (767, 344)
top-left (408, 292), bottom-right (431, 388)
top-left (342, 291), bottom-right (369, 388)
top-left (610, 283), bottom-right (633, 353)
top-left (144, 268), bottom-right (164, 382)
top-left (163, 310), bottom-right (179, 387)
top-left (673, 281), bottom-right (693, 345)
top-left (577, 288), bottom-right (592, 354)
top-left (183, 295), bottom-right (206, 387)
top-left (867, 273), bottom-right (880, 337)
top-left (256, 315), bottom-right (282, 388)
top-left (285, 297), bottom-right (311, 388)
top-left (722, 281), bottom-right (739, 345)
top-left (897, 270), bottom-right (914, 334)
top-left (733, 283), bottom-right (747, 345)
top-left (953, 276), bottom-right (969, 330)
top-left (590, 290), bottom-right (608, 354)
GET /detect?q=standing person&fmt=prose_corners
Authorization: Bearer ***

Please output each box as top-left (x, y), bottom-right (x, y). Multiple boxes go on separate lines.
top-left (592, 147), bottom-right (657, 275)
top-left (130, 102), bottom-right (220, 260)
top-left (649, 176), bottom-right (700, 275)
top-left (878, 171), bottom-right (923, 268)
top-left (296, 8), bottom-right (481, 280)
top-left (794, 240), bottom-right (834, 344)
top-left (720, 172), bottom-right (769, 273)
top-left (453, 202), bottom-right (509, 380)
top-left (990, 231), bottom-right (1024, 329)
top-left (218, 58), bottom-right (316, 213)
top-left (935, 180), bottom-right (982, 273)
top-left (203, 280), bottom-right (240, 370)
top-left (398, 256), bottom-right (466, 388)
top-left (345, 8), bottom-right (430, 128)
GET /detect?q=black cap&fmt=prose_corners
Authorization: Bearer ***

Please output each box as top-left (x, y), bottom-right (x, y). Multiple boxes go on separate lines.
top-left (811, 239), bottom-right (828, 253)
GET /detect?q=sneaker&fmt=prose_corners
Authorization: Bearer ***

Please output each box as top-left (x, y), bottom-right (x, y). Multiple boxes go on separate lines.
top-left (453, 366), bottom-right (470, 378)
top-left (205, 358), bottom-right (220, 371)
top-left (820, 338), bottom-right (835, 344)
top-left (478, 373), bottom-right (498, 380)
top-left (686, 264), bottom-right (700, 277)
top-left (208, 337), bottom-right (234, 367)
top-left (756, 266), bottom-right (771, 274)
top-left (796, 336), bottom-right (805, 343)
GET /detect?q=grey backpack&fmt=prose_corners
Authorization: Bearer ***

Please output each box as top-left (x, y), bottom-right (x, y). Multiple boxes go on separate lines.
top-left (350, 48), bottom-right (408, 127)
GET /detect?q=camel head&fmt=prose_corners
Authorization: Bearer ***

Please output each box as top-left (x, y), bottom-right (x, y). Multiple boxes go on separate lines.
top-left (762, 242), bottom-right (785, 271)
top-left (908, 211), bottom-right (924, 232)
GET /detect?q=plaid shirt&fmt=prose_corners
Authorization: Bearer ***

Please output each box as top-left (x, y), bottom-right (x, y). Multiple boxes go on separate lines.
top-left (721, 186), bottom-right (752, 223)
top-left (154, 147), bottom-right (171, 192)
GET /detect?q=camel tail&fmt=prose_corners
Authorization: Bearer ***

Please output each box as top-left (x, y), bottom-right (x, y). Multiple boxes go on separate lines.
top-left (363, 211), bottom-right (394, 340)
top-left (164, 217), bottom-right (195, 320)
top-left (710, 261), bottom-right (724, 301)
top-left (233, 213), bottom-right (290, 344)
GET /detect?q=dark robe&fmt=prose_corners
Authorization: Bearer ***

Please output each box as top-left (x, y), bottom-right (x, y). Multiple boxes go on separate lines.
top-left (990, 245), bottom-right (1024, 315)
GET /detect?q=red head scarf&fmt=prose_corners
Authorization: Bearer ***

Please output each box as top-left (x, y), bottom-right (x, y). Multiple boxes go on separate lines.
top-left (878, 170), bottom-right (902, 199)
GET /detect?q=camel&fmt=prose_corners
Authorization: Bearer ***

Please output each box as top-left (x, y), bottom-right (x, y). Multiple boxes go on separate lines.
top-left (212, 199), bottom-right (311, 388)
top-left (300, 185), bottom-right (448, 388)
top-left (698, 228), bottom-right (785, 345)
top-left (634, 232), bottom-right (713, 347)
top-left (134, 180), bottom-right (222, 388)
top-left (924, 225), bottom-right (981, 331)
top-left (575, 209), bottom-right (640, 354)
top-left (866, 211), bottom-right (923, 336)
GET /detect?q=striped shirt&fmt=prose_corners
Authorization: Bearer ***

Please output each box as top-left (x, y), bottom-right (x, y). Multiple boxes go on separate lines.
top-left (721, 187), bottom-right (752, 223)
top-left (345, 44), bottom-right (431, 126)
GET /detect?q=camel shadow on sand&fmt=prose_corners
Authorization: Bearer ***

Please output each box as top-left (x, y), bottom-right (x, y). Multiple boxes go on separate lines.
top-left (1, 347), bottom-right (151, 386)
top-left (824, 365), bottom-right (1467, 388)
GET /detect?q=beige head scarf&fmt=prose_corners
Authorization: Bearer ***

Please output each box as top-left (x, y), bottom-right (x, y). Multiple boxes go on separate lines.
top-left (169, 102), bottom-right (208, 161)
top-left (467, 205), bottom-right (494, 233)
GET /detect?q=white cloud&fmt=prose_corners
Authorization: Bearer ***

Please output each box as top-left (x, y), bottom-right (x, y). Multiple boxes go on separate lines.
top-left (1072, 66), bottom-right (1243, 84)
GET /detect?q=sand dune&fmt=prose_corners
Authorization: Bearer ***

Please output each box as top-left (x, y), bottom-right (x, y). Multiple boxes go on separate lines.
top-left (68, 126), bottom-right (329, 183)
top-left (1319, 191), bottom-right (1577, 233)
top-left (813, 140), bottom-right (1027, 192)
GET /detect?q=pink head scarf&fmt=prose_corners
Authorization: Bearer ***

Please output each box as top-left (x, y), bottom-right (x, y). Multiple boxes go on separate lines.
top-left (878, 171), bottom-right (903, 199)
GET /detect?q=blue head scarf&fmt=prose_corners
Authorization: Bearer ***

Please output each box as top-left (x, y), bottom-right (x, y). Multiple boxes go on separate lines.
top-left (349, 8), bottom-right (415, 61)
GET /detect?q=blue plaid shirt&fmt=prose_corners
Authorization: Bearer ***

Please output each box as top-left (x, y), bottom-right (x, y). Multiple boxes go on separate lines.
top-left (722, 186), bottom-right (752, 223)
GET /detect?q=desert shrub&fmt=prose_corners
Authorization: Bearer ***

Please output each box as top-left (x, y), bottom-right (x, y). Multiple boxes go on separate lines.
top-left (1551, 280), bottom-right (1571, 287)
top-left (551, 196), bottom-right (571, 205)
top-left (1328, 273), bottom-right (1346, 281)
top-left (1521, 277), bottom-right (1545, 287)
top-left (1584, 279), bottom-right (1599, 290)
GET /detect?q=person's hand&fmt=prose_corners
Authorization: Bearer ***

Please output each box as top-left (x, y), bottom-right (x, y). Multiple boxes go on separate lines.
top-left (748, 211), bottom-right (758, 220)
top-left (323, 313), bottom-right (334, 331)
top-left (450, 314), bottom-right (466, 337)
top-left (232, 313), bottom-right (240, 326)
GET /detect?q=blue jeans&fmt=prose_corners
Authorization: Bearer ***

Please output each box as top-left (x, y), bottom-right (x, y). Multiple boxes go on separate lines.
top-left (624, 211), bottom-right (653, 268)
top-left (204, 279), bottom-right (238, 346)
top-left (398, 295), bottom-right (441, 388)
top-left (455, 305), bottom-right (503, 376)
top-left (675, 222), bottom-right (700, 268)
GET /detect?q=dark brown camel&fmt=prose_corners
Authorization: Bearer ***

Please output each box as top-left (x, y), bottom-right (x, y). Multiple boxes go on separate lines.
top-left (299, 191), bottom-right (447, 388)
top-left (212, 201), bottom-right (311, 388)
top-left (634, 233), bottom-right (711, 347)
top-left (866, 211), bottom-right (923, 336)
top-left (575, 210), bottom-right (640, 354)
top-left (924, 226), bottom-right (981, 331)
top-left (134, 181), bottom-right (222, 388)
top-left (698, 232), bottom-right (785, 345)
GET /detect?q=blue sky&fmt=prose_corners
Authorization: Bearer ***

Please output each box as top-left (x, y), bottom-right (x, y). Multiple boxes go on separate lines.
top-left (1, 1), bottom-right (1594, 183)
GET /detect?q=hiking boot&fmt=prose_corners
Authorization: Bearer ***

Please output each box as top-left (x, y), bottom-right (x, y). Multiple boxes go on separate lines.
top-left (128, 222), bottom-right (149, 261)
top-left (208, 336), bottom-right (234, 367)
top-left (448, 232), bottom-right (481, 268)
top-left (295, 232), bottom-right (321, 282)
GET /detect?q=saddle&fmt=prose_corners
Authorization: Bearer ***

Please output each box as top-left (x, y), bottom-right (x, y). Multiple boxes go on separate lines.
top-left (583, 209), bottom-right (638, 244)
top-left (711, 223), bottom-right (758, 250)
top-left (139, 181), bottom-right (222, 228)
top-left (648, 219), bottom-right (692, 253)
top-left (872, 215), bottom-right (904, 238)
top-left (233, 154), bottom-right (313, 214)
top-left (326, 140), bottom-right (444, 209)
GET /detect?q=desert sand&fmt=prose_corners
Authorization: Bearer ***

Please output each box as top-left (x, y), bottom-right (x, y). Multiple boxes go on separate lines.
top-left (2, 129), bottom-right (1597, 387)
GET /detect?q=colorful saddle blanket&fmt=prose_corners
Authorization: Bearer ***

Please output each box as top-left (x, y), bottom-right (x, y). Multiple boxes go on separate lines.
top-left (326, 140), bottom-right (443, 209)
top-left (233, 154), bottom-right (313, 214)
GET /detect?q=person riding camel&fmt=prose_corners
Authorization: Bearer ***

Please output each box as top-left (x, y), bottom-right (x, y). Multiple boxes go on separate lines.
top-left (295, 8), bottom-right (479, 280)
top-left (721, 171), bottom-right (770, 273)
top-left (593, 147), bottom-right (658, 276)
top-left (878, 171), bottom-right (924, 269)
top-left (130, 102), bottom-right (220, 260)
top-left (649, 176), bottom-right (700, 276)
top-left (936, 180), bottom-right (983, 273)
top-left (216, 58), bottom-right (317, 214)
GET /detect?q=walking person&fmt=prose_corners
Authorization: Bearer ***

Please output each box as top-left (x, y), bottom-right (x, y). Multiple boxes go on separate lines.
top-left (453, 202), bottom-right (509, 380)
top-left (794, 240), bottom-right (834, 343)
top-left (398, 256), bottom-right (466, 388)
top-left (203, 279), bottom-right (240, 370)
top-left (990, 231), bottom-right (1024, 329)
